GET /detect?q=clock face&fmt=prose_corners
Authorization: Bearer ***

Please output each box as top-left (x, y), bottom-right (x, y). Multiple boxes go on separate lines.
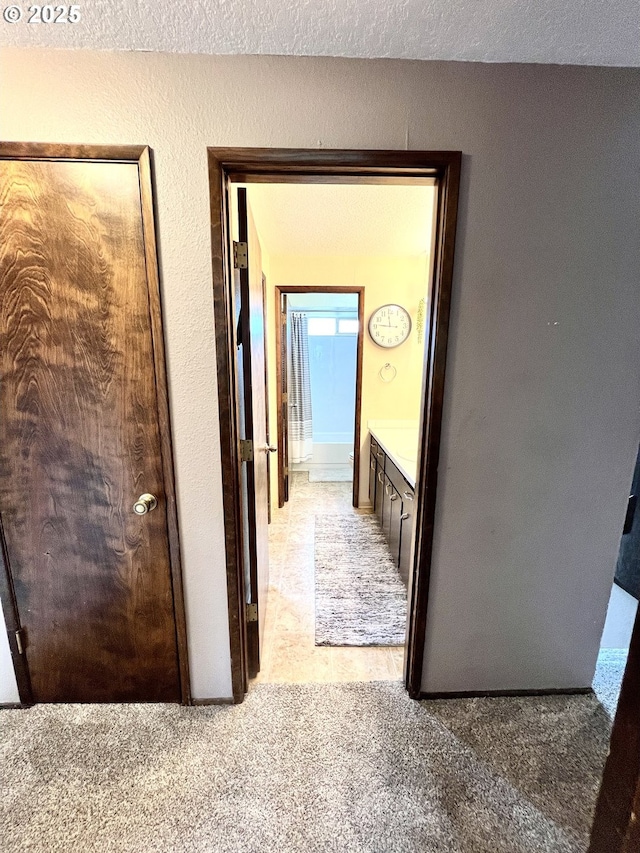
top-left (368, 304), bottom-right (412, 348)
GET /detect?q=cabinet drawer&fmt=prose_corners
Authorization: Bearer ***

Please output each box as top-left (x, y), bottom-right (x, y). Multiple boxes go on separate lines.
top-left (373, 445), bottom-right (386, 470)
top-left (385, 456), bottom-right (410, 498)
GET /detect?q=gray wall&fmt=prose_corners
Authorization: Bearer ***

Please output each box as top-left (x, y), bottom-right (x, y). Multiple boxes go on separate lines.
top-left (1, 50), bottom-right (639, 697)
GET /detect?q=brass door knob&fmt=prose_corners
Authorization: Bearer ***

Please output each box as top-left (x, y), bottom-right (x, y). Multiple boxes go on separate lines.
top-left (133, 494), bottom-right (158, 515)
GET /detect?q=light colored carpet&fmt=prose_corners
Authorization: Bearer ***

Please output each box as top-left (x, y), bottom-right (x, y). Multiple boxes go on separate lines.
top-left (315, 514), bottom-right (407, 646)
top-left (0, 680), bottom-right (613, 853)
top-left (308, 466), bottom-right (353, 482)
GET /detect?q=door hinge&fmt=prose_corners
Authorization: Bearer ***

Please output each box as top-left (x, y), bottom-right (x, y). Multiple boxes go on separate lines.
top-left (239, 439), bottom-right (254, 462)
top-left (15, 628), bottom-right (25, 655)
top-left (233, 241), bottom-right (248, 269)
top-left (246, 603), bottom-right (258, 623)
top-left (282, 392), bottom-right (288, 403)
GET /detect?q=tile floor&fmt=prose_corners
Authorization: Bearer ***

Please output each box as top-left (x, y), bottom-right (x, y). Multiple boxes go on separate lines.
top-left (253, 473), bottom-right (405, 684)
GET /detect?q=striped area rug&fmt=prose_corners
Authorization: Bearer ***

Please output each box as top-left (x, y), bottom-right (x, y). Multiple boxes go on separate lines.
top-left (314, 514), bottom-right (407, 646)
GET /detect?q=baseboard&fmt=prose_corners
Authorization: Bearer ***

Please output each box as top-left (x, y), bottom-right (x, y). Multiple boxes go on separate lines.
top-left (418, 687), bottom-right (594, 700)
top-left (0, 702), bottom-right (32, 710)
top-left (191, 697), bottom-right (234, 706)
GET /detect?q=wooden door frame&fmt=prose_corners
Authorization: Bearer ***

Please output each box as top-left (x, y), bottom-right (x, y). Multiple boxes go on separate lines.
top-left (262, 273), bottom-right (272, 525)
top-left (276, 285), bottom-right (364, 510)
top-left (0, 142), bottom-right (191, 706)
top-left (207, 147), bottom-right (461, 702)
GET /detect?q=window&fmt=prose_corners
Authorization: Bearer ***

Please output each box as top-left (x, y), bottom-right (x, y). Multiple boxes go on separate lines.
top-left (308, 317), bottom-right (336, 336)
top-left (338, 319), bottom-right (359, 335)
top-left (307, 316), bottom-right (359, 336)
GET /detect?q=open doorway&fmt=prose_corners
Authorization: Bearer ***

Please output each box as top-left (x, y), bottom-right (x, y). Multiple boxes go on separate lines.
top-left (209, 149), bottom-right (460, 702)
top-left (279, 289), bottom-right (362, 498)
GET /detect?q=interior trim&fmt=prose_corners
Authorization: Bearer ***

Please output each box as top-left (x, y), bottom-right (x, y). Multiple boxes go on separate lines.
top-left (275, 285), bottom-right (364, 510)
top-left (207, 147), bottom-right (461, 702)
top-left (419, 687), bottom-right (593, 700)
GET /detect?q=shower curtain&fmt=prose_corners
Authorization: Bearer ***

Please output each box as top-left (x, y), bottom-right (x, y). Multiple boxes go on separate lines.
top-left (289, 312), bottom-right (313, 463)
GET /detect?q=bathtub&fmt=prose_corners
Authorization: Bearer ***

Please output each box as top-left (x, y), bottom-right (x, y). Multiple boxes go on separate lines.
top-left (291, 434), bottom-right (353, 469)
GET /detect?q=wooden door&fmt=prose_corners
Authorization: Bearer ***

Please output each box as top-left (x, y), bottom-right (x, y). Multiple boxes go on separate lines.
top-left (0, 147), bottom-right (184, 703)
top-left (277, 293), bottom-right (290, 506)
top-left (236, 189), bottom-right (270, 677)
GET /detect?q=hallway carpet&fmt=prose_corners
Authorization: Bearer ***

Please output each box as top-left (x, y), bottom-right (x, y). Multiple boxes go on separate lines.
top-left (1, 680), bottom-right (613, 853)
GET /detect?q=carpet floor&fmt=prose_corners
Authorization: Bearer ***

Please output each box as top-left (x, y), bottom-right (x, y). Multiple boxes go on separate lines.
top-left (314, 514), bottom-right (407, 646)
top-left (0, 675), bottom-right (616, 853)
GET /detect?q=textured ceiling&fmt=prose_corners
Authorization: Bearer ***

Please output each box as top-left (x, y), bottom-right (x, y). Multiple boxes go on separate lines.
top-left (245, 183), bottom-right (436, 257)
top-left (2, 0), bottom-right (639, 66)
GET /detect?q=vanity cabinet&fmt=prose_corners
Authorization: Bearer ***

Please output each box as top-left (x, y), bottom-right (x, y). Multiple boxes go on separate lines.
top-left (368, 451), bottom-right (377, 508)
top-left (369, 434), bottom-right (415, 588)
top-left (384, 460), bottom-right (404, 567)
top-left (398, 484), bottom-right (415, 588)
top-left (370, 438), bottom-right (386, 520)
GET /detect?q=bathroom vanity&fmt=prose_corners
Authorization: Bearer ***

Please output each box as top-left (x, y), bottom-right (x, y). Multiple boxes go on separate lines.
top-left (368, 424), bottom-right (418, 588)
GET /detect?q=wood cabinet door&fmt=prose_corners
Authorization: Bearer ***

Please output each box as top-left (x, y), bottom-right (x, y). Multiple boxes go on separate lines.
top-left (399, 487), bottom-right (416, 588)
top-left (369, 452), bottom-right (377, 506)
top-left (0, 149), bottom-right (184, 703)
top-left (375, 466), bottom-right (385, 521)
top-left (388, 489), bottom-right (402, 567)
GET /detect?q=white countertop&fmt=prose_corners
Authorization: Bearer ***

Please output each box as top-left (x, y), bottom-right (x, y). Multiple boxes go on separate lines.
top-left (368, 421), bottom-right (419, 488)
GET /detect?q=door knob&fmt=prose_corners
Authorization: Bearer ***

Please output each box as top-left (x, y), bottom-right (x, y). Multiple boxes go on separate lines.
top-left (266, 444), bottom-right (277, 453)
top-left (133, 493), bottom-right (158, 515)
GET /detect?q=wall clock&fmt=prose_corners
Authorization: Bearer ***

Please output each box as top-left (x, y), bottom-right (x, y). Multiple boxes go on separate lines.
top-left (368, 304), bottom-right (412, 348)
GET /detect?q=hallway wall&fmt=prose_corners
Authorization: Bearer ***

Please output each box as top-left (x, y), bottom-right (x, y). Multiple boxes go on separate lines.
top-left (2, 49), bottom-right (640, 699)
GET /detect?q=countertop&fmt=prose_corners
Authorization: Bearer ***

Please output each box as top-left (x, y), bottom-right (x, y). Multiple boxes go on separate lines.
top-left (368, 420), bottom-right (419, 489)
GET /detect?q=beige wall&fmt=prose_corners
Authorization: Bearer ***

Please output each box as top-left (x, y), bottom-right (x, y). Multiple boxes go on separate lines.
top-left (265, 254), bottom-right (430, 506)
top-left (2, 49), bottom-right (640, 700)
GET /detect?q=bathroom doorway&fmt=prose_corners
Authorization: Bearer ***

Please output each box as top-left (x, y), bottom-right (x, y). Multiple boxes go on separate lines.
top-left (248, 185), bottom-right (434, 684)
top-left (209, 148), bottom-right (461, 702)
top-left (276, 288), bottom-right (363, 507)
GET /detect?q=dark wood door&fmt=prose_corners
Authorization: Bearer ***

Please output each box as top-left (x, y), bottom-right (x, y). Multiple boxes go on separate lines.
top-left (0, 153), bottom-right (182, 703)
top-left (237, 189), bottom-right (270, 678)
